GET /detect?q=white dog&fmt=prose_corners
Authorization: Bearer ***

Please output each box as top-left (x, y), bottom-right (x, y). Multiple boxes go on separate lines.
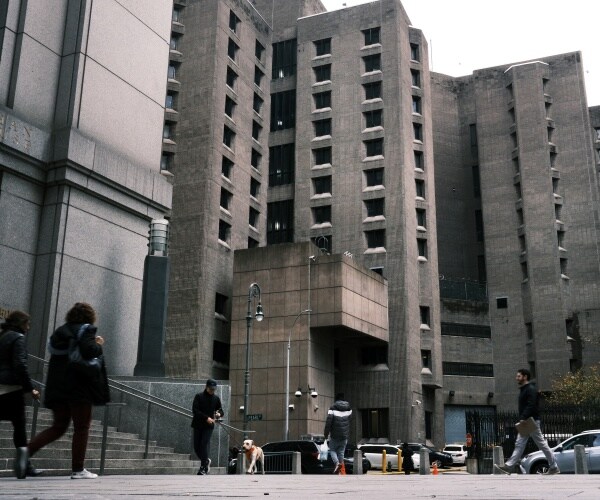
top-left (242, 439), bottom-right (265, 474)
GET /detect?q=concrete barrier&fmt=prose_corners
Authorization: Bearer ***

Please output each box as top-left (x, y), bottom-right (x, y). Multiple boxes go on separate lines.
top-left (292, 452), bottom-right (301, 474)
top-left (574, 444), bottom-right (588, 474)
top-left (419, 447), bottom-right (430, 475)
top-left (353, 449), bottom-right (363, 475)
top-left (492, 446), bottom-right (505, 474)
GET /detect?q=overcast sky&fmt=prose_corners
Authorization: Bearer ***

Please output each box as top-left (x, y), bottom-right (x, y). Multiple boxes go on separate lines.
top-left (320, 0), bottom-right (599, 106)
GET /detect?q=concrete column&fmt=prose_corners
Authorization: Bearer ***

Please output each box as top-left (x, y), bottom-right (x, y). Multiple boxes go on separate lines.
top-left (574, 445), bottom-right (588, 474)
top-left (353, 450), bottom-right (363, 474)
top-left (292, 451), bottom-right (302, 474)
top-left (492, 446), bottom-right (505, 474)
top-left (419, 447), bottom-right (430, 475)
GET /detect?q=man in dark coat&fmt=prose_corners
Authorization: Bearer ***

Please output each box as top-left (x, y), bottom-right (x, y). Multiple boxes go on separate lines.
top-left (495, 368), bottom-right (559, 475)
top-left (192, 379), bottom-right (224, 475)
top-left (324, 393), bottom-right (352, 474)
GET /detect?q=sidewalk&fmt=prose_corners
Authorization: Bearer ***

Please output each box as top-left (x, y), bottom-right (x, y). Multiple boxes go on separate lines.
top-left (2, 473), bottom-right (600, 499)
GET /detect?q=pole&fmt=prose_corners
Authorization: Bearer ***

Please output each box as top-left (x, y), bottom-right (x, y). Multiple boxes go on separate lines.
top-left (244, 283), bottom-right (262, 440)
top-left (285, 309), bottom-right (312, 440)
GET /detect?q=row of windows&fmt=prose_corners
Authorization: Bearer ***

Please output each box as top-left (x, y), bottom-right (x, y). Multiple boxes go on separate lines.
top-left (441, 322), bottom-right (492, 338)
top-left (443, 362), bottom-right (494, 377)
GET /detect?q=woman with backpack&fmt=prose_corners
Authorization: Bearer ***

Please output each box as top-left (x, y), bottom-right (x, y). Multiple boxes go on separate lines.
top-left (27, 302), bottom-right (110, 479)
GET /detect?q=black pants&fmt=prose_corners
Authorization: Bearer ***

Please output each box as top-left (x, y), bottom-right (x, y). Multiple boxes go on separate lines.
top-left (0, 390), bottom-right (27, 448)
top-left (193, 426), bottom-right (214, 465)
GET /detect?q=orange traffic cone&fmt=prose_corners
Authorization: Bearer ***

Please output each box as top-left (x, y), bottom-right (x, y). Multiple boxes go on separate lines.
top-left (340, 462), bottom-right (346, 475)
top-left (432, 463), bottom-right (439, 475)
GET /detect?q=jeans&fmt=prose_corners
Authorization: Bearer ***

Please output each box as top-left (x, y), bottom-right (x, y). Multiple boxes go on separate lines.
top-left (328, 438), bottom-right (347, 466)
top-left (28, 402), bottom-right (92, 472)
top-left (0, 391), bottom-right (27, 448)
top-left (193, 426), bottom-right (214, 465)
top-left (505, 419), bottom-right (557, 468)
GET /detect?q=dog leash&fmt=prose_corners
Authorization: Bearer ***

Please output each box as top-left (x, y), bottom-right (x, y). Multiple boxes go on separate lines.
top-left (216, 420), bottom-right (256, 435)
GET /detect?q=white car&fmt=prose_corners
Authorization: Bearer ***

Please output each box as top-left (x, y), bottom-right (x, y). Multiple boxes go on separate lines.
top-left (357, 444), bottom-right (419, 471)
top-left (520, 429), bottom-right (600, 474)
top-left (443, 444), bottom-right (468, 465)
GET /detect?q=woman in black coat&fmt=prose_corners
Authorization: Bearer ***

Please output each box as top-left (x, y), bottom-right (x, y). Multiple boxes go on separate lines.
top-left (28, 302), bottom-right (110, 479)
top-left (401, 442), bottom-right (414, 475)
top-left (0, 311), bottom-right (40, 478)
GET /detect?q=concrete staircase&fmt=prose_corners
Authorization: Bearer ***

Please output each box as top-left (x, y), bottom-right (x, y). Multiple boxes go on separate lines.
top-left (0, 406), bottom-right (203, 477)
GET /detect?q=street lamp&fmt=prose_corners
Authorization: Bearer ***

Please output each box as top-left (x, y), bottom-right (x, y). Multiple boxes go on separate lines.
top-left (284, 309), bottom-right (312, 441)
top-left (244, 283), bottom-right (263, 439)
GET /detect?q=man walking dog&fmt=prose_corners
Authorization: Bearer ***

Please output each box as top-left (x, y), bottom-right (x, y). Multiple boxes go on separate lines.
top-left (324, 393), bottom-right (352, 474)
top-left (495, 368), bottom-right (559, 475)
top-left (191, 379), bottom-right (223, 475)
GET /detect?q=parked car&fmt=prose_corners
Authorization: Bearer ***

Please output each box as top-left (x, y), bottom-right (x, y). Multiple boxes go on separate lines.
top-left (408, 443), bottom-right (453, 468)
top-left (443, 444), bottom-right (468, 465)
top-left (230, 440), bottom-right (370, 474)
top-left (357, 444), bottom-right (414, 471)
top-left (520, 429), bottom-right (600, 474)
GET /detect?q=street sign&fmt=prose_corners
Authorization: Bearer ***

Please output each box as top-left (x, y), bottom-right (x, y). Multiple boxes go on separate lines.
top-left (246, 414), bottom-right (263, 422)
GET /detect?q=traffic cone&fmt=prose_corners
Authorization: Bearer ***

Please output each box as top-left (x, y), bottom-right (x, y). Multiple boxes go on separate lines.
top-left (432, 463), bottom-right (439, 475)
top-left (340, 462), bottom-right (346, 475)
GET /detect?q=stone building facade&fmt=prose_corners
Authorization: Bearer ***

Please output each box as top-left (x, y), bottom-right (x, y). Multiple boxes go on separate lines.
top-left (0, 0), bottom-right (173, 374)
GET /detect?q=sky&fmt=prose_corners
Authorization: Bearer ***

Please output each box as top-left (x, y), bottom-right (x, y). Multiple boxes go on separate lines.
top-left (320, 0), bottom-right (599, 106)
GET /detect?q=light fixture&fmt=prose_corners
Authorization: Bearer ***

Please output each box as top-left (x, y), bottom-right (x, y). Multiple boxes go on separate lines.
top-left (255, 302), bottom-right (264, 321)
top-left (295, 388), bottom-right (302, 398)
top-left (567, 335), bottom-right (575, 343)
top-left (239, 405), bottom-right (244, 412)
top-left (310, 387), bottom-right (318, 399)
top-left (288, 404), bottom-right (295, 411)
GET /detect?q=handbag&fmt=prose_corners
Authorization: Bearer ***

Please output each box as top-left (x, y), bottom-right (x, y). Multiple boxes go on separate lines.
top-left (67, 324), bottom-right (103, 378)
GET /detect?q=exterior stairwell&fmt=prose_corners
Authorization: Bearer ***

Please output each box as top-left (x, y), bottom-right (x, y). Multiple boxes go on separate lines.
top-left (0, 406), bottom-right (202, 477)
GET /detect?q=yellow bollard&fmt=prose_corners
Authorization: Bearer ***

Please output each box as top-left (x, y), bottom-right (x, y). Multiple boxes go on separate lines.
top-left (398, 449), bottom-right (403, 473)
top-left (382, 449), bottom-right (387, 473)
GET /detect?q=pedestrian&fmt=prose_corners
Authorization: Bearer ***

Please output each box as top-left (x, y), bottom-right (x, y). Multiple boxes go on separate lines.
top-left (324, 392), bottom-right (352, 474)
top-left (495, 368), bottom-right (559, 475)
top-left (0, 311), bottom-right (42, 479)
top-left (401, 442), bottom-right (414, 475)
top-left (27, 302), bottom-right (110, 479)
top-left (191, 379), bottom-right (224, 475)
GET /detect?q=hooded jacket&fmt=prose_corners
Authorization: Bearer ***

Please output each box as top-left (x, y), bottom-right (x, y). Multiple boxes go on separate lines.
top-left (191, 389), bottom-right (224, 428)
top-left (324, 399), bottom-right (352, 441)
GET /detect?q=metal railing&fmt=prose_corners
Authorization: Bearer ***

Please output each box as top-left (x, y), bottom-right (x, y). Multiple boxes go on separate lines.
top-left (27, 354), bottom-right (194, 475)
top-left (439, 277), bottom-right (488, 302)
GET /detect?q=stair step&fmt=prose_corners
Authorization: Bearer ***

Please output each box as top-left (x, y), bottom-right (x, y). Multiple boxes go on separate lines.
top-left (0, 447), bottom-right (190, 460)
top-left (0, 436), bottom-right (159, 449)
top-left (0, 439), bottom-right (173, 454)
top-left (0, 425), bottom-right (130, 438)
top-left (0, 465), bottom-right (225, 477)
top-left (1, 419), bottom-right (118, 432)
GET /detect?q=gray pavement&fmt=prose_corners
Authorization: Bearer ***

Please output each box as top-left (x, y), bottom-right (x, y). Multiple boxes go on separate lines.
top-left (1, 473), bottom-right (600, 499)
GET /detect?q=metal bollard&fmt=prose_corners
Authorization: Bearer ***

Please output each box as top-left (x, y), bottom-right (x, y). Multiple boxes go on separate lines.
top-left (398, 449), bottom-right (403, 473)
top-left (492, 446), bottom-right (505, 475)
top-left (382, 449), bottom-right (387, 473)
top-left (237, 452), bottom-right (244, 474)
top-left (292, 451), bottom-right (302, 474)
top-left (419, 447), bottom-right (430, 475)
top-left (353, 449), bottom-right (363, 475)
top-left (574, 444), bottom-right (588, 474)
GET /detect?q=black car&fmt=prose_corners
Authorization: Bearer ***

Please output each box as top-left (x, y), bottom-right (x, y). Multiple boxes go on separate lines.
top-left (408, 443), bottom-right (453, 468)
top-left (229, 440), bottom-right (370, 474)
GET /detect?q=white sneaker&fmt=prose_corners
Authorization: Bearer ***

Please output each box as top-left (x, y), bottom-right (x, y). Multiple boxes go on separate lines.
top-left (205, 458), bottom-right (211, 474)
top-left (71, 469), bottom-right (98, 479)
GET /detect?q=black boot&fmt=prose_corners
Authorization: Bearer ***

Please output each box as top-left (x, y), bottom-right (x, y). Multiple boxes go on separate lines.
top-left (26, 461), bottom-right (42, 477)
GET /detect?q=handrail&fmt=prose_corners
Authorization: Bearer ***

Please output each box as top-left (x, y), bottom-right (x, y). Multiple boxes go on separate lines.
top-left (27, 352), bottom-right (197, 465)
top-left (27, 354), bottom-right (192, 418)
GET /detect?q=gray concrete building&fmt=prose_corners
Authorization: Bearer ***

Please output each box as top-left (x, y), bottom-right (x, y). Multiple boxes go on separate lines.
top-left (0, 0), bottom-right (173, 374)
top-left (165, 0), bottom-right (600, 448)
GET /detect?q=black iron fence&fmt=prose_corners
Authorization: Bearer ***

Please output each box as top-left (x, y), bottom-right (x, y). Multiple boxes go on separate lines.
top-left (466, 404), bottom-right (600, 474)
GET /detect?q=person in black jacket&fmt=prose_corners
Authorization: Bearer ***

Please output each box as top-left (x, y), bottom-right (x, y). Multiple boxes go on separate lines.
top-left (191, 379), bottom-right (224, 475)
top-left (401, 442), bottom-right (414, 475)
top-left (27, 302), bottom-right (110, 479)
top-left (0, 311), bottom-right (40, 479)
top-left (495, 368), bottom-right (559, 475)
top-left (324, 393), bottom-right (352, 474)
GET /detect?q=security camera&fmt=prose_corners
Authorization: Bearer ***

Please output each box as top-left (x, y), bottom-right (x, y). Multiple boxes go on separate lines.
top-left (314, 405), bottom-right (319, 412)
top-left (414, 400), bottom-right (422, 405)
top-left (288, 404), bottom-right (295, 411)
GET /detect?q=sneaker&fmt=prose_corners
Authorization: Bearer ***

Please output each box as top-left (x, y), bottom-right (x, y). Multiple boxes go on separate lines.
top-left (71, 469), bottom-right (98, 479)
top-left (26, 461), bottom-right (42, 477)
top-left (14, 447), bottom-right (28, 479)
top-left (205, 458), bottom-right (211, 474)
top-left (333, 463), bottom-right (342, 474)
top-left (544, 466), bottom-right (560, 475)
top-left (196, 467), bottom-right (206, 475)
top-left (494, 464), bottom-right (515, 475)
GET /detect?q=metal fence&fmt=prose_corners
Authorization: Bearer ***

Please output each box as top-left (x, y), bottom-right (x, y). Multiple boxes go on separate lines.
top-left (466, 404), bottom-right (600, 474)
top-left (439, 278), bottom-right (487, 302)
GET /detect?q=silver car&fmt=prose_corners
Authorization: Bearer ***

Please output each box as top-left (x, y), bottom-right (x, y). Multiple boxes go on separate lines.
top-left (520, 430), bottom-right (600, 474)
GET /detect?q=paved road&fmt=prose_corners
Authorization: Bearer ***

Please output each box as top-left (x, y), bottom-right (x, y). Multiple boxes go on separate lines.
top-left (1, 474), bottom-right (600, 499)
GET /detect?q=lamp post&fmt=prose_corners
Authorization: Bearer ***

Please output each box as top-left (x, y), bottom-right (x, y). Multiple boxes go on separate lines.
top-left (284, 309), bottom-right (312, 441)
top-left (244, 282), bottom-right (264, 439)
